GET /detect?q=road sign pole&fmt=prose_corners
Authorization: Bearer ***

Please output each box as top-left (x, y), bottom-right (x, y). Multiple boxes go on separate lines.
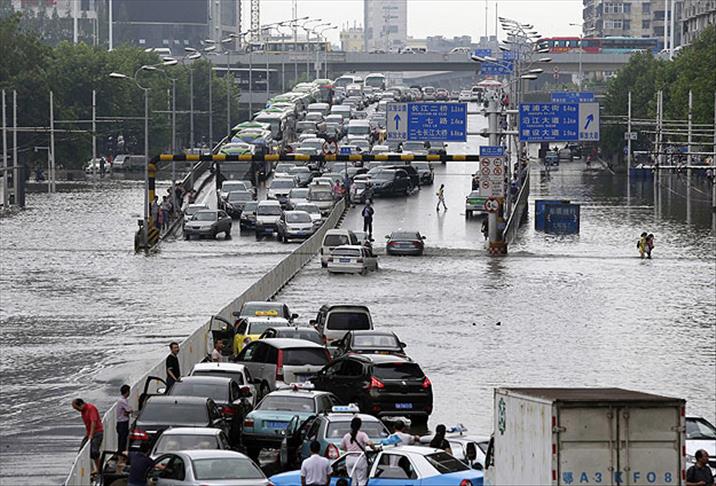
top-left (486, 95), bottom-right (501, 253)
top-left (627, 91), bottom-right (632, 172)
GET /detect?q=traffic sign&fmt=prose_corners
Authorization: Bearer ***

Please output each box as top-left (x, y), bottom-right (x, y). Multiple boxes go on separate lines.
top-left (479, 146), bottom-right (505, 157)
top-left (551, 91), bottom-right (595, 103)
top-left (480, 61), bottom-right (513, 76)
top-left (624, 131), bottom-right (638, 140)
top-left (519, 102), bottom-right (600, 142)
top-left (387, 102), bottom-right (467, 142)
top-left (485, 198), bottom-right (500, 212)
top-left (339, 146), bottom-right (352, 155)
top-left (479, 145), bottom-right (506, 198)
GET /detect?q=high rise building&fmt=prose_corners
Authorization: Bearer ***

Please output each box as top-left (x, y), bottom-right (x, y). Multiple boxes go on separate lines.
top-left (111, 0), bottom-right (240, 53)
top-left (582, 0), bottom-right (682, 47)
top-left (681, 0), bottom-right (716, 44)
top-left (364, 0), bottom-right (407, 52)
top-left (340, 23), bottom-right (364, 52)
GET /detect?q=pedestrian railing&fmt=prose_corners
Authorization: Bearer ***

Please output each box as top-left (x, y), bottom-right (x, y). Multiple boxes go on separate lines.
top-left (503, 170), bottom-right (530, 245)
top-left (66, 198), bottom-right (346, 485)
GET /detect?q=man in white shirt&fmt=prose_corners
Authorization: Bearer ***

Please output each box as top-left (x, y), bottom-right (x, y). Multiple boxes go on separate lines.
top-left (301, 440), bottom-right (332, 486)
top-left (211, 340), bottom-right (224, 362)
top-left (393, 420), bottom-right (420, 445)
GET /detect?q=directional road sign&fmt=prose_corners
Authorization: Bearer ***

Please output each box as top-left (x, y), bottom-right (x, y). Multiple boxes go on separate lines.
top-left (519, 102), bottom-right (600, 142)
top-left (387, 102), bottom-right (467, 142)
top-left (480, 61), bottom-right (513, 76)
top-left (551, 91), bottom-right (595, 103)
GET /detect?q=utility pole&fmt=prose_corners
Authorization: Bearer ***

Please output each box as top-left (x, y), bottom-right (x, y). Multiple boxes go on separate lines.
top-left (627, 91), bottom-right (632, 171)
top-left (2, 90), bottom-right (7, 208)
top-left (486, 93), bottom-right (501, 251)
top-left (73, 0), bottom-right (79, 44)
top-left (687, 90), bottom-right (692, 166)
top-left (49, 90), bottom-right (56, 193)
top-left (209, 65), bottom-right (213, 149)
top-left (669, 0), bottom-right (676, 59)
top-left (109, 0), bottom-right (113, 50)
top-left (13, 91), bottom-right (18, 205)
top-left (92, 90), bottom-right (97, 176)
top-left (190, 68), bottom-right (195, 150)
top-left (664, 0), bottom-right (669, 54)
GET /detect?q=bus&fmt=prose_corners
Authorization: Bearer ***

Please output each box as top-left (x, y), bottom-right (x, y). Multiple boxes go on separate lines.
top-left (364, 73), bottom-right (386, 91)
top-left (536, 36), bottom-right (659, 54)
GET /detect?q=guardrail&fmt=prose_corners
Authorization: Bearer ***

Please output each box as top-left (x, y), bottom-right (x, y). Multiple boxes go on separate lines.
top-left (66, 198), bottom-right (346, 485)
top-left (504, 170), bottom-right (530, 244)
top-left (156, 153), bottom-right (481, 163)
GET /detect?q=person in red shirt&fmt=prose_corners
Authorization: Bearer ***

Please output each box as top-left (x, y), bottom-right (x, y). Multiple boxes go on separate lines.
top-left (72, 398), bottom-right (104, 474)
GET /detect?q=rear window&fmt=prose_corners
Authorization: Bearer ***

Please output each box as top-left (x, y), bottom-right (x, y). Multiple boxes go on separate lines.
top-left (326, 312), bottom-right (371, 331)
top-left (332, 248), bottom-right (361, 257)
top-left (248, 321), bottom-right (283, 334)
top-left (271, 179), bottom-right (295, 189)
top-left (391, 232), bottom-right (419, 240)
top-left (139, 402), bottom-right (207, 424)
top-left (324, 234), bottom-right (351, 247)
top-left (425, 452), bottom-right (469, 474)
top-left (326, 420), bottom-right (389, 439)
top-left (353, 334), bottom-right (399, 349)
top-left (153, 434), bottom-right (220, 455)
top-left (283, 348), bottom-right (329, 366)
top-left (310, 191), bottom-right (334, 201)
top-left (169, 381), bottom-right (229, 403)
top-left (286, 212), bottom-right (311, 223)
top-left (258, 205), bottom-right (283, 216)
top-left (281, 330), bottom-right (322, 344)
top-left (373, 362), bottom-right (423, 380)
top-left (192, 369), bottom-right (244, 385)
top-left (258, 395), bottom-right (315, 412)
top-left (192, 458), bottom-right (265, 481)
top-left (241, 303), bottom-right (283, 317)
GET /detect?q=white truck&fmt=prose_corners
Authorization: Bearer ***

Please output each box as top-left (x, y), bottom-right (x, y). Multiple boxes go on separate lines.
top-left (485, 388), bottom-right (686, 486)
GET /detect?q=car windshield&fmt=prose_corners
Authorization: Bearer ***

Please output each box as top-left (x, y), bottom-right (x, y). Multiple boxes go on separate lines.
top-left (192, 457), bottom-right (265, 480)
top-left (248, 321), bottom-right (285, 334)
top-left (332, 248), bottom-right (361, 257)
top-left (403, 142), bottom-right (425, 151)
top-left (295, 204), bottom-right (320, 214)
top-left (271, 179), bottom-right (295, 189)
top-left (258, 205), bottom-right (283, 216)
top-left (242, 202), bottom-right (258, 213)
top-left (290, 189), bottom-right (309, 198)
top-left (286, 212), bottom-right (312, 223)
top-left (373, 362), bottom-right (423, 380)
top-left (348, 125), bottom-right (370, 135)
top-left (185, 206), bottom-right (206, 215)
top-left (425, 452), bottom-right (469, 474)
top-left (391, 232), bottom-right (420, 240)
top-left (371, 171), bottom-right (395, 181)
top-left (280, 330), bottom-right (321, 344)
top-left (306, 113), bottom-right (323, 121)
top-left (139, 402), bottom-right (207, 424)
top-left (276, 164), bottom-right (295, 173)
top-left (326, 312), bottom-right (370, 331)
top-left (302, 140), bottom-right (323, 149)
top-left (327, 420), bottom-right (389, 439)
top-left (290, 167), bottom-right (310, 174)
top-left (324, 234), bottom-right (350, 247)
top-left (192, 369), bottom-right (244, 385)
top-left (258, 395), bottom-right (315, 412)
top-left (352, 334), bottom-right (399, 349)
top-left (686, 418), bottom-right (716, 439)
top-left (192, 211), bottom-right (216, 222)
top-left (310, 191), bottom-right (334, 201)
top-left (222, 182), bottom-right (245, 192)
top-left (282, 348), bottom-right (328, 366)
top-left (241, 303), bottom-right (283, 317)
top-left (228, 192), bottom-right (251, 201)
top-left (169, 381), bottom-right (229, 403)
top-left (154, 434), bottom-right (220, 454)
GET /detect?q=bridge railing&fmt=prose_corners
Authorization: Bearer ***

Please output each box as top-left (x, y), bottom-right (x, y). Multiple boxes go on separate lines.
top-left (66, 198), bottom-right (346, 486)
top-left (504, 170), bottom-right (530, 244)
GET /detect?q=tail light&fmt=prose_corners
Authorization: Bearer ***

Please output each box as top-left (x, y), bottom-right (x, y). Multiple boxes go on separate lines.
top-left (325, 443), bottom-right (340, 459)
top-left (368, 376), bottom-right (385, 389)
top-left (243, 418), bottom-right (255, 428)
top-left (356, 258), bottom-right (364, 263)
top-left (222, 405), bottom-right (235, 416)
top-left (387, 241), bottom-right (398, 246)
top-left (129, 428), bottom-right (149, 441)
top-left (276, 350), bottom-right (284, 382)
top-left (422, 377), bottom-right (432, 389)
top-left (460, 480), bottom-right (473, 486)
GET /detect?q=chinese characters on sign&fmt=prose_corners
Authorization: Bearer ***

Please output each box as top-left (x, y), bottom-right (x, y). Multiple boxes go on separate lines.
top-left (519, 103), bottom-right (579, 142)
top-left (479, 146), bottom-right (506, 198)
top-left (407, 103), bottom-right (467, 142)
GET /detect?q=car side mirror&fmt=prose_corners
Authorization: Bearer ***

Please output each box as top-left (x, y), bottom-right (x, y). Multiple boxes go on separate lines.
top-left (384, 235), bottom-right (390, 239)
top-left (309, 319), bottom-right (317, 327)
top-left (157, 387), bottom-right (166, 395)
top-left (421, 236), bottom-right (426, 239)
top-left (399, 342), bottom-right (407, 348)
top-left (291, 313), bottom-right (299, 320)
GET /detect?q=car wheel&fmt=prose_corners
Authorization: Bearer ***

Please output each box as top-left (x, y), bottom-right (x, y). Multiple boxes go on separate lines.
top-left (466, 210), bottom-right (471, 219)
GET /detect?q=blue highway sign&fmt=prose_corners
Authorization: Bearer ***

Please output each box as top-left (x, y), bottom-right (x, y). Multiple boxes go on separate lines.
top-left (480, 146), bottom-right (506, 157)
top-left (395, 102), bottom-right (467, 142)
top-left (551, 91), bottom-right (595, 103)
top-left (519, 103), bottom-right (579, 142)
top-left (480, 61), bottom-right (513, 76)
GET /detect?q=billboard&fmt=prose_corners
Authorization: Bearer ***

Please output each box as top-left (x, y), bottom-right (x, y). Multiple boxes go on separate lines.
top-left (113, 0), bottom-right (209, 24)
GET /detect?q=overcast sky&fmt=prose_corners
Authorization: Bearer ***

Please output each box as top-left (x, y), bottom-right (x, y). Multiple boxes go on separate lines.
top-left (251, 0), bottom-right (583, 43)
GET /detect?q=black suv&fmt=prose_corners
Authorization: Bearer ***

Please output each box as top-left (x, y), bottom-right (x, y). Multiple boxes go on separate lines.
top-left (367, 168), bottom-right (412, 197)
top-left (311, 354), bottom-right (432, 423)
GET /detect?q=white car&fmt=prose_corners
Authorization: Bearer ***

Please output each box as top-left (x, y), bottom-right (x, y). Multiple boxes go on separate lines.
top-left (308, 187), bottom-right (335, 215)
top-left (686, 416), bottom-right (716, 473)
top-left (287, 188), bottom-right (310, 209)
top-left (293, 203), bottom-right (323, 224)
top-left (148, 449), bottom-right (270, 485)
top-left (310, 177), bottom-right (333, 187)
top-left (273, 163), bottom-right (296, 179)
top-left (327, 245), bottom-right (378, 274)
top-left (190, 362), bottom-right (259, 408)
top-left (149, 427), bottom-right (231, 459)
top-left (255, 200), bottom-right (283, 238)
top-left (267, 178), bottom-right (296, 206)
top-left (219, 180), bottom-right (249, 201)
top-left (183, 203), bottom-right (209, 225)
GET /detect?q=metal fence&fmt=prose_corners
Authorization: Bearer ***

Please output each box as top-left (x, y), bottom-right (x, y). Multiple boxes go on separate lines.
top-left (504, 170), bottom-right (530, 244)
top-left (65, 198), bottom-right (346, 485)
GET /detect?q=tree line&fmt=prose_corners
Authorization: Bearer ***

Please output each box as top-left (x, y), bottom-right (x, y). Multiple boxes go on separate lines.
top-left (0, 12), bottom-right (241, 171)
top-left (600, 26), bottom-right (716, 160)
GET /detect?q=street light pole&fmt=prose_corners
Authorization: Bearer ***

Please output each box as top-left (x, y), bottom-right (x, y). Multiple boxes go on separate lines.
top-left (190, 67), bottom-right (195, 150)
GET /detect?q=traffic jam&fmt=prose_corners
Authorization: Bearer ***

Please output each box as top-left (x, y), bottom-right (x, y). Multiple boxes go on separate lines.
top-left (98, 75), bottom-right (716, 486)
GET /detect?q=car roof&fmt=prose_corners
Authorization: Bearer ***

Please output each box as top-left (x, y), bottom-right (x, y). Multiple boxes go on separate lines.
top-left (192, 362), bottom-right (247, 373)
top-left (261, 338), bottom-right (325, 349)
top-left (347, 330), bottom-right (396, 337)
top-left (324, 412), bottom-right (383, 422)
top-left (175, 375), bottom-right (233, 385)
top-left (145, 396), bottom-right (209, 405)
top-left (325, 229), bottom-right (353, 235)
top-left (179, 449), bottom-right (252, 460)
top-left (319, 304), bottom-right (371, 312)
top-left (257, 200), bottom-right (281, 206)
top-left (333, 245), bottom-right (364, 251)
top-left (285, 210), bottom-right (310, 216)
top-left (161, 427), bottom-right (223, 436)
top-left (346, 353), bottom-right (413, 364)
top-left (245, 316), bottom-right (289, 324)
top-left (268, 388), bottom-right (331, 398)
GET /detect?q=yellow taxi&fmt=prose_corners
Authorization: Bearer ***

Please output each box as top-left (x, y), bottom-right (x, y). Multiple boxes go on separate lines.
top-left (233, 315), bottom-right (290, 355)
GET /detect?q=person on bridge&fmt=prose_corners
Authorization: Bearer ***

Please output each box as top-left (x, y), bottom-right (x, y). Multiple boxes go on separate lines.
top-left (150, 196), bottom-right (160, 229)
top-left (165, 342), bottom-right (181, 390)
top-left (362, 201), bottom-right (375, 240)
top-left (436, 184), bottom-right (447, 211)
top-left (72, 398), bottom-right (104, 475)
top-left (116, 384), bottom-right (133, 456)
top-left (211, 340), bottom-right (224, 362)
top-left (646, 234), bottom-right (655, 259)
top-left (637, 232), bottom-right (648, 259)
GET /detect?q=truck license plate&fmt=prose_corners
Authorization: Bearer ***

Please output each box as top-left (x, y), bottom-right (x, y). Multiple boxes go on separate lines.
top-left (395, 403), bottom-right (413, 409)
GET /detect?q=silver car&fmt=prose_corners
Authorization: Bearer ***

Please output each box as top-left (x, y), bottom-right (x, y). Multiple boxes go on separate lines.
top-left (255, 200), bottom-right (283, 238)
top-left (183, 210), bottom-right (232, 240)
top-left (149, 427), bottom-right (231, 459)
top-left (147, 449), bottom-right (270, 485)
top-left (293, 203), bottom-right (323, 224)
top-left (287, 188), bottom-right (310, 209)
top-left (276, 210), bottom-right (319, 242)
top-left (308, 187), bottom-right (335, 215)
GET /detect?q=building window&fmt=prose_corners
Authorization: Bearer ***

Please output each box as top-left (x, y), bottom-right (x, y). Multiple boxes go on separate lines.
top-left (623, 3), bottom-right (631, 13)
top-left (604, 3), bottom-right (624, 13)
top-left (642, 2), bottom-right (651, 14)
top-left (605, 19), bottom-right (623, 29)
top-left (162, 39), bottom-right (169, 45)
top-left (623, 19), bottom-right (631, 30)
top-left (642, 19), bottom-right (651, 29)
top-left (139, 39), bottom-right (146, 45)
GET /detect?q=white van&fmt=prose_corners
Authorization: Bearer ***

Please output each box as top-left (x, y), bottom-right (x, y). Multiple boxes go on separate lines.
top-left (330, 105), bottom-right (352, 122)
top-left (310, 304), bottom-right (374, 346)
top-left (320, 229), bottom-right (359, 267)
top-left (346, 119), bottom-right (371, 143)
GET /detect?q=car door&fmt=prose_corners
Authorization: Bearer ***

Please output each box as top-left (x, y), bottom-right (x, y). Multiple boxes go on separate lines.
top-left (151, 454), bottom-right (187, 485)
top-left (208, 315), bottom-right (234, 359)
top-left (362, 248), bottom-right (378, 271)
top-left (207, 399), bottom-right (230, 437)
top-left (138, 376), bottom-right (168, 411)
top-left (369, 452), bottom-right (419, 485)
top-left (236, 341), bottom-right (262, 383)
top-left (234, 319), bottom-right (249, 355)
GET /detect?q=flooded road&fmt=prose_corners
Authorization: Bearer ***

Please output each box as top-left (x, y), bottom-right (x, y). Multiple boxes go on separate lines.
top-left (1, 109), bottom-right (714, 483)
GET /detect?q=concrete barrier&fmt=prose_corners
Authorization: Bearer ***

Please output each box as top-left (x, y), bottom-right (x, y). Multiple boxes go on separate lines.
top-left (65, 198), bottom-right (346, 485)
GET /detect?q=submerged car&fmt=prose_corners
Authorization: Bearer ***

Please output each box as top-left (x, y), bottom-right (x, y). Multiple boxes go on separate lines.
top-left (183, 210), bottom-right (232, 240)
top-left (385, 231), bottom-right (426, 256)
top-left (277, 210), bottom-right (319, 242)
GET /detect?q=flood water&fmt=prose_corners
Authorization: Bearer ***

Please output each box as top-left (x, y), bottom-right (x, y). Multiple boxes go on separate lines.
top-left (1, 111), bottom-right (714, 484)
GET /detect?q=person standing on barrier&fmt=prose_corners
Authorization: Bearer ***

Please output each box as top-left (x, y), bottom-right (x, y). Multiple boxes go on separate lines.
top-left (165, 342), bottom-right (181, 390)
top-left (72, 398), bottom-right (104, 475)
top-left (116, 385), bottom-right (133, 455)
top-left (362, 201), bottom-right (374, 241)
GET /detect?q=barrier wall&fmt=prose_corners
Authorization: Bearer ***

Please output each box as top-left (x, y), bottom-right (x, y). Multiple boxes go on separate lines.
top-left (65, 198), bottom-right (346, 485)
